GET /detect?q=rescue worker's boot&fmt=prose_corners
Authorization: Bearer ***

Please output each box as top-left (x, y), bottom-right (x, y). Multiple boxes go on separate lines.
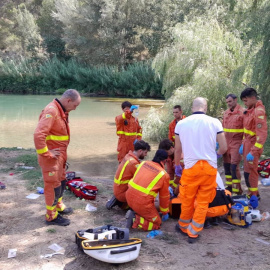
top-left (58, 207), bottom-right (73, 215)
top-left (224, 163), bottom-right (232, 192)
top-left (188, 235), bottom-right (200, 244)
top-left (46, 214), bottom-right (70, 226)
top-left (125, 210), bottom-right (135, 228)
top-left (231, 164), bottom-right (243, 195)
top-left (106, 195), bottom-right (123, 210)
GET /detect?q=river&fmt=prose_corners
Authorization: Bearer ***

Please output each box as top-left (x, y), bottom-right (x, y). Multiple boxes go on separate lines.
top-left (0, 94), bottom-right (164, 178)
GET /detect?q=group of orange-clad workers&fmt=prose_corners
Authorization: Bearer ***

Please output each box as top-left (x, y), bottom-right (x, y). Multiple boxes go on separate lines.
top-left (34, 87), bottom-right (267, 240)
top-left (108, 87), bottom-right (267, 243)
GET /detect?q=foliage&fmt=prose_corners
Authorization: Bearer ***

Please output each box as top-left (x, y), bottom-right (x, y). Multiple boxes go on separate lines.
top-left (15, 153), bottom-right (39, 167)
top-left (0, 57), bottom-right (162, 97)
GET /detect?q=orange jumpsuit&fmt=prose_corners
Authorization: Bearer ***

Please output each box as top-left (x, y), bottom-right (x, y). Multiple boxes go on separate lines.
top-left (242, 100), bottom-right (267, 196)
top-left (115, 110), bottom-right (142, 162)
top-left (34, 99), bottom-right (69, 221)
top-left (222, 104), bottom-right (244, 194)
top-left (113, 151), bottom-right (140, 203)
top-left (168, 116), bottom-right (186, 144)
top-left (126, 161), bottom-right (170, 231)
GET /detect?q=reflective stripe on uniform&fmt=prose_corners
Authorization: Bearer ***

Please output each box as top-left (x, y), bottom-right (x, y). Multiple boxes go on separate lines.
top-left (255, 142), bottom-right (263, 149)
top-left (117, 131), bottom-right (138, 136)
top-left (223, 128), bottom-right (244, 133)
top-left (46, 205), bottom-right (56, 210)
top-left (188, 224), bottom-right (199, 236)
top-left (114, 160), bottom-right (130, 184)
top-left (129, 162), bottom-right (165, 197)
top-left (46, 135), bottom-right (69, 141)
top-left (249, 187), bottom-right (258, 191)
top-left (244, 128), bottom-right (256, 136)
top-left (225, 175), bottom-right (232, 185)
top-left (169, 180), bottom-right (177, 188)
top-left (122, 112), bottom-right (126, 120)
top-left (232, 179), bottom-right (241, 183)
top-left (36, 146), bottom-right (48, 154)
top-left (137, 133), bottom-right (142, 137)
top-left (160, 206), bottom-right (169, 212)
top-left (232, 188), bottom-right (240, 192)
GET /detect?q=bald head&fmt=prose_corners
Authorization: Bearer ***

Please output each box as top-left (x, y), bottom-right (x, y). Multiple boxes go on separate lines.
top-left (192, 97), bottom-right (207, 113)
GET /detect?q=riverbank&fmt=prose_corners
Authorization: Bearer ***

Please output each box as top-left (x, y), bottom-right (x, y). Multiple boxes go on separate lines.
top-left (1, 148), bottom-right (270, 270)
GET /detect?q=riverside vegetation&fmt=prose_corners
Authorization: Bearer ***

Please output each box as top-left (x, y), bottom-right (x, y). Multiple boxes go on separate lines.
top-left (0, 0), bottom-right (270, 142)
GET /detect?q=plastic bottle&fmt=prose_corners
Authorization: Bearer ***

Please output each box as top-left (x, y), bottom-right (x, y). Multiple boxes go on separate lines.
top-left (261, 178), bottom-right (270, 186)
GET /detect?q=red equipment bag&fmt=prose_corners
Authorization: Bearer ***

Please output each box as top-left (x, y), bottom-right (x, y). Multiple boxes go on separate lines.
top-left (258, 159), bottom-right (270, 178)
top-left (66, 171), bottom-right (98, 200)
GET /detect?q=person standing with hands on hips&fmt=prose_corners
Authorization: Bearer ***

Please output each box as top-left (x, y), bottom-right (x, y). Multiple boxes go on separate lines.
top-left (34, 89), bottom-right (81, 226)
top-left (239, 88), bottom-right (267, 200)
top-left (115, 101), bottom-right (142, 163)
top-left (174, 97), bottom-right (227, 243)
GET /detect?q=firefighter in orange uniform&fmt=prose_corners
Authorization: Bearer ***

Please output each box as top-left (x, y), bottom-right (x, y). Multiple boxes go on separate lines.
top-left (168, 105), bottom-right (186, 144)
top-left (240, 88), bottom-right (268, 200)
top-left (158, 139), bottom-right (183, 196)
top-left (125, 150), bottom-right (170, 231)
top-left (34, 89), bottom-right (81, 226)
top-left (106, 140), bottom-right (151, 210)
top-left (222, 94), bottom-right (244, 194)
top-left (115, 101), bottom-right (142, 163)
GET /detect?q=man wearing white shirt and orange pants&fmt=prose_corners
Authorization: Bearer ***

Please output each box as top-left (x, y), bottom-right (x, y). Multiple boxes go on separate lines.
top-left (174, 97), bottom-right (227, 243)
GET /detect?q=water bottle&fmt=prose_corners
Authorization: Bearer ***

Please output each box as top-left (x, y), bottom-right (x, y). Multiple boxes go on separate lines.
top-left (261, 178), bottom-right (270, 186)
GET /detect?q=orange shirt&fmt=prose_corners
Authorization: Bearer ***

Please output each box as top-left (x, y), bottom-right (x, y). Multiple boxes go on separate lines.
top-left (168, 116), bottom-right (186, 143)
top-left (223, 104), bottom-right (244, 148)
top-left (113, 151), bottom-right (140, 202)
top-left (243, 100), bottom-right (267, 155)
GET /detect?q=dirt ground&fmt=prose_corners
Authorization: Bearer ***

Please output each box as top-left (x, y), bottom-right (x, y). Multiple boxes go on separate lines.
top-left (1, 149), bottom-right (270, 270)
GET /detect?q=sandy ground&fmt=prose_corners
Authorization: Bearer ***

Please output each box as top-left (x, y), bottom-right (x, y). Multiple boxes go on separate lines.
top-left (1, 149), bottom-right (270, 270)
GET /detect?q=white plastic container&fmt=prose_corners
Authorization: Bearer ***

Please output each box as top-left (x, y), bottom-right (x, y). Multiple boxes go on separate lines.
top-left (261, 178), bottom-right (270, 186)
top-left (82, 238), bottom-right (142, 263)
top-left (250, 209), bottom-right (262, 221)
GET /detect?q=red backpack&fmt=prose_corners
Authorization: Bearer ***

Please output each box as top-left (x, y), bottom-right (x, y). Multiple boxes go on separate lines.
top-left (66, 172), bottom-right (98, 200)
top-left (258, 159), bottom-right (270, 178)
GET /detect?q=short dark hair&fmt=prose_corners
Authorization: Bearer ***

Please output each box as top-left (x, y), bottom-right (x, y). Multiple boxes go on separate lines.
top-left (173, 105), bottom-right (182, 110)
top-left (134, 140), bottom-right (151, 151)
top-left (240, 88), bottom-right (258, 100)
top-left (226, 93), bottom-right (237, 99)
top-left (158, 139), bottom-right (174, 151)
top-left (121, 101), bottom-right (132, 109)
top-left (152, 149), bottom-right (168, 164)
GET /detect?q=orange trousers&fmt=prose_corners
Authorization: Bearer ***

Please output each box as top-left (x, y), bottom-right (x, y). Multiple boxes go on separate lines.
top-left (41, 156), bottom-right (67, 221)
top-left (178, 160), bottom-right (217, 238)
top-left (243, 141), bottom-right (263, 196)
top-left (129, 199), bottom-right (161, 231)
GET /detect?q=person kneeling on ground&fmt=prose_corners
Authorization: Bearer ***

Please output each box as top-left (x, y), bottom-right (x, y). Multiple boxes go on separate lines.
top-left (106, 140), bottom-right (151, 210)
top-left (125, 150), bottom-right (170, 230)
top-left (203, 173), bottom-right (233, 228)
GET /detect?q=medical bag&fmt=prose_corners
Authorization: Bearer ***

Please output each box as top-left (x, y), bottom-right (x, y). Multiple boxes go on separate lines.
top-left (258, 158), bottom-right (270, 178)
top-left (66, 171), bottom-right (98, 200)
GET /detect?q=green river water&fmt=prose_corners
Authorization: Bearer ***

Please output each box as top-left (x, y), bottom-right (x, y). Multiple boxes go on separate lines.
top-left (0, 94), bottom-right (164, 178)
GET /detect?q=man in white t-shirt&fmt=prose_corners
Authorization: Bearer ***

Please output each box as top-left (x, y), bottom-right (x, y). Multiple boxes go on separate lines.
top-left (174, 97), bottom-right (227, 243)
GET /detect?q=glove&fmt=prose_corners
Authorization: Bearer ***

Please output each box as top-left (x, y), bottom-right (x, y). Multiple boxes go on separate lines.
top-left (239, 144), bottom-right (243, 155)
top-left (133, 139), bottom-right (138, 145)
top-left (130, 105), bottom-right (138, 112)
top-left (175, 165), bottom-right (183, 177)
top-left (146, 230), bottom-right (163, 239)
top-left (216, 142), bottom-right (219, 151)
top-left (162, 213), bottom-right (169, 222)
top-left (249, 195), bottom-right (258, 209)
top-left (246, 152), bottom-right (254, 161)
top-left (216, 151), bottom-right (222, 159)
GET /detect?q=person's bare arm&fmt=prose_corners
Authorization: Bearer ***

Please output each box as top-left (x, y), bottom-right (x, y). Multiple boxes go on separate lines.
top-left (217, 132), bottom-right (227, 155)
top-left (174, 134), bottom-right (182, 166)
